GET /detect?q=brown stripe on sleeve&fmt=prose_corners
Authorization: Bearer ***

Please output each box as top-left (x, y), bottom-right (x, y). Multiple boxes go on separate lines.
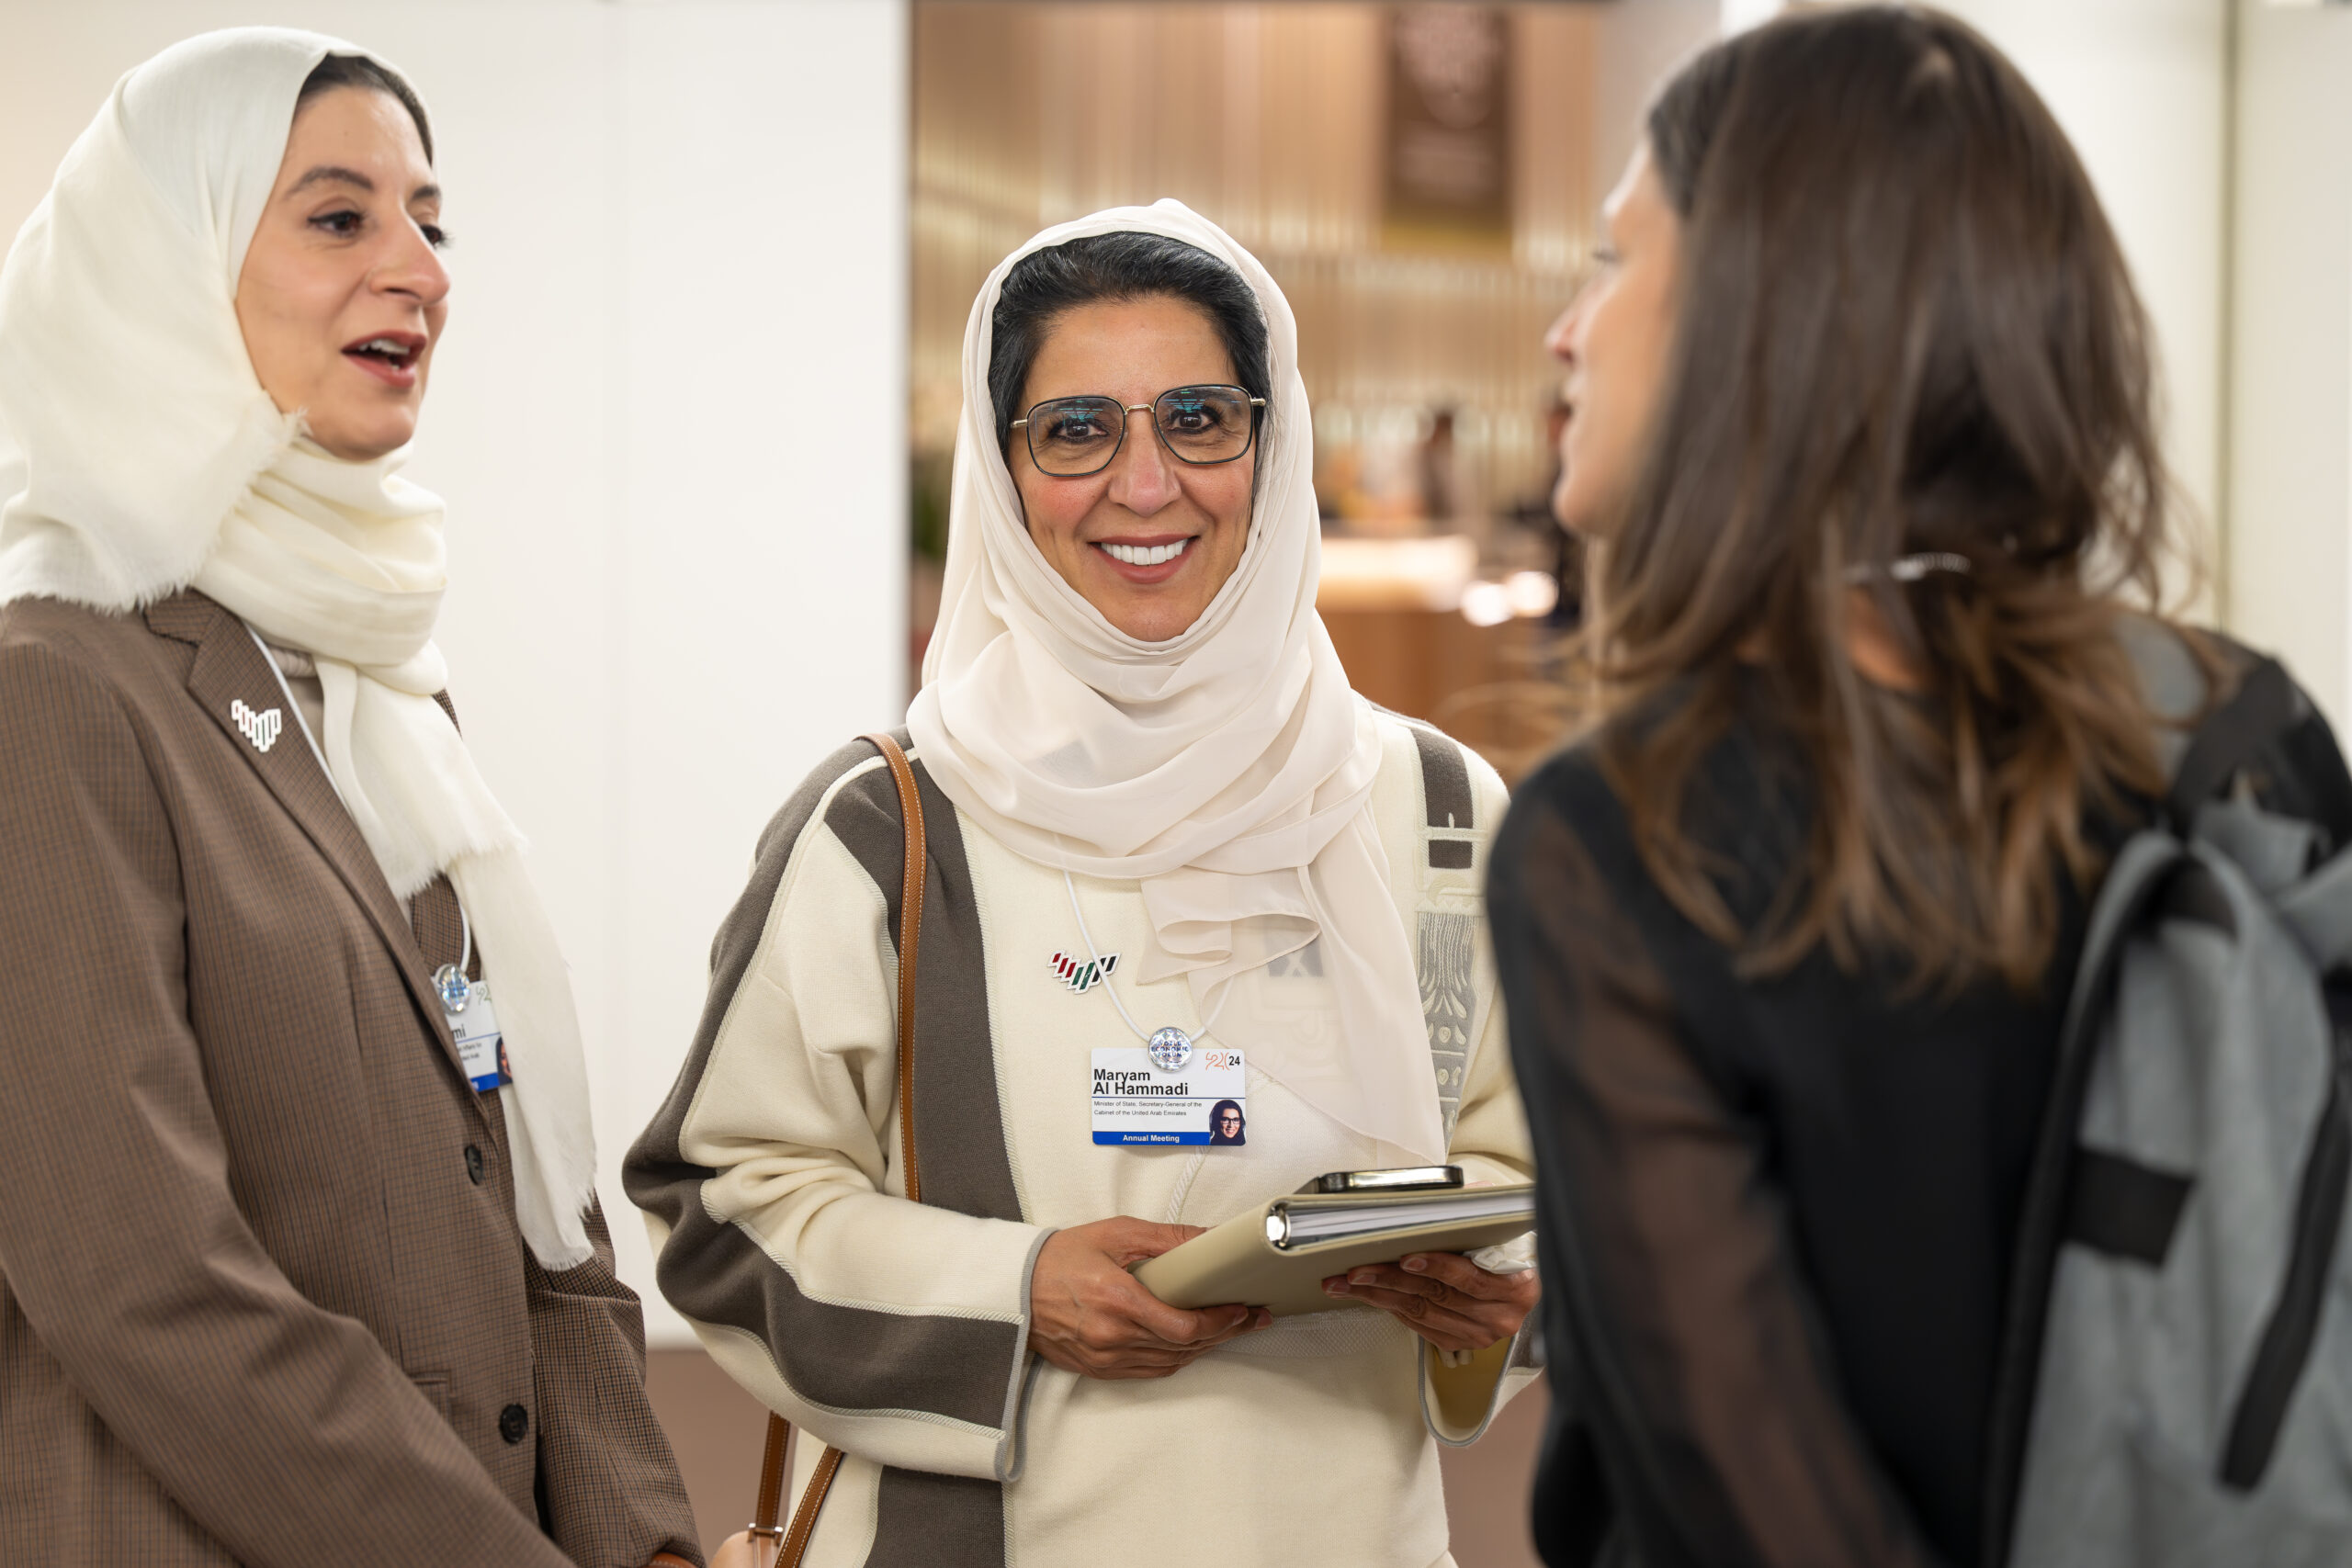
top-left (820, 736), bottom-right (1023, 1224)
top-left (622, 738), bottom-right (1023, 1428)
top-left (867, 1468), bottom-right (1006, 1568)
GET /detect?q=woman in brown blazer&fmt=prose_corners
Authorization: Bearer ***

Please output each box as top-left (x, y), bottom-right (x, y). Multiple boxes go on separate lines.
top-left (0, 29), bottom-right (697, 1567)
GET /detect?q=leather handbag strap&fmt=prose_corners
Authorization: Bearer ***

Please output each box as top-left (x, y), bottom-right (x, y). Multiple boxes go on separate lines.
top-left (868, 732), bottom-right (928, 1204)
top-left (777, 1444), bottom-right (846, 1562)
top-left (747, 733), bottom-right (926, 1565)
top-left (748, 1413), bottom-right (790, 1553)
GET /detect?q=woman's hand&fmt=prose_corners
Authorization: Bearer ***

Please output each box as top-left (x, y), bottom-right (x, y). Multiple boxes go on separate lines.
top-left (1321, 1252), bottom-right (1538, 1354)
top-left (1028, 1217), bottom-right (1272, 1380)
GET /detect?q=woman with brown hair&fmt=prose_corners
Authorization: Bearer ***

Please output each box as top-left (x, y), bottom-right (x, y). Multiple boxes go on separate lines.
top-left (1490, 8), bottom-right (2351, 1568)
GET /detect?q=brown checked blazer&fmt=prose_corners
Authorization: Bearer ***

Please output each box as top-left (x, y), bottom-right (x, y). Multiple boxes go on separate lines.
top-left (0, 590), bottom-right (700, 1567)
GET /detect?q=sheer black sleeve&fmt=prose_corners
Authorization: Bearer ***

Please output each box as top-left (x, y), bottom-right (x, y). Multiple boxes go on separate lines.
top-left (1490, 757), bottom-right (1943, 1568)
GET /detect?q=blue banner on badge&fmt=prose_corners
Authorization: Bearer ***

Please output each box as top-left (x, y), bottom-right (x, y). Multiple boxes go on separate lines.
top-left (1091, 1046), bottom-right (1246, 1145)
top-left (445, 980), bottom-right (512, 1092)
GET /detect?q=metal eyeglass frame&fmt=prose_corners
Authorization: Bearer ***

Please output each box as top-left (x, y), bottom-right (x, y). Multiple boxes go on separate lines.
top-left (1009, 384), bottom-right (1268, 478)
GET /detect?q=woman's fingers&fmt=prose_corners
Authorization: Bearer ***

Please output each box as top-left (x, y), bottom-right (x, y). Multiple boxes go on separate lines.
top-left (1109, 1269), bottom-right (1270, 1350)
top-left (1339, 1257), bottom-right (1540, 1317)
top-left (1325, 1261), bottom-right (1470, 1310)
top-left (1054, 1301), bottom-right (1270, 1377)
top-left (1028, 1219), bottom-right (1272, 1381)
top-left (1165, 1302), bottom-right (1268, 1346)
top-left (1036, 1308), bottom-right (1203, 1372)
top-left (1103, 1290), bottom-right (1264, 1350)
top-left (1337, 1261), bottom-right (1449, 1300)
top-left (1396, 1250), bottom-right (1519, 1298)
top-left (1193, 1304), bottom-right (1273, 1345)
top-left (1328, 1280), bottom-right (1494, 1350)
top-left (1098, 1282), bottom-right (1251, 1349)
top-left (1082, 1215), bottom-right (1207, 1267)
top-left (1078, 1225), bottom-right (1264, 1345)
top-left (1319, 1256), bottom-right (1537, 1351)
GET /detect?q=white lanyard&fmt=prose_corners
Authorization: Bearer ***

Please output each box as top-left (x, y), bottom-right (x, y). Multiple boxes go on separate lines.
top-left (1061, 867), bottom-right (1231, 1050)
top-left (243, 622), bottom-right (469, 973)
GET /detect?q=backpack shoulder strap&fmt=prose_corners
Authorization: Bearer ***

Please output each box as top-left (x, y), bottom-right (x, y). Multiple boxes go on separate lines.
top-left (1363, 699), bottom-right (1481, 867)
top-left (2166, 656), bottom-right (2302, 827)
top-left (1376, 710), bottom-right (1483, 1140)
top-left (2119, 618), bottom-right (2313, 829)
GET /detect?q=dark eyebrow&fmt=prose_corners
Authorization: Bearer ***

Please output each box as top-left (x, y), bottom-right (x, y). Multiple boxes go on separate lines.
top-left (286, 167), bottom-right (441, 208)
top-left (288, 165), bottom-right (374, 197)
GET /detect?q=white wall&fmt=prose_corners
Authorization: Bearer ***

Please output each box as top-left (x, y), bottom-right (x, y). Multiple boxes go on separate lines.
top-left (1936, 1), bottom-right (2233, 619)
top-left (1589, 0), bottom-right (1721, 198)
top-left (0, 0), bottom-right (910, 1346)
top-left (2228, 0), bottom-right (2352, 727)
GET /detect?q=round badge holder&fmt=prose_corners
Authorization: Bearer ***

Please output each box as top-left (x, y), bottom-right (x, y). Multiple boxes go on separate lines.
top-left (1148, 1026), bottom-right (1194, 1073)
top-left (434, 963), bottom-right (471, 1014)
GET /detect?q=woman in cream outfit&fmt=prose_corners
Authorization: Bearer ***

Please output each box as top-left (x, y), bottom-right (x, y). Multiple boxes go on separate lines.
top-left (628, 202), bottom-right (1535, 1567)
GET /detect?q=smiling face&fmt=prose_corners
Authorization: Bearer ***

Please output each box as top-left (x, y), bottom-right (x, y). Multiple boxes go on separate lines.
top-left (233, 85), bottom-right (449, 462)
top-left (1545, 143), bottom-right (1682, 537)
top-left (1009, 295), bottom-right (1256, 643)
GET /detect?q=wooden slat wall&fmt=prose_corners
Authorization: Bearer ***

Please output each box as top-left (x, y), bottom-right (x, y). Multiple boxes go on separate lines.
top-left (911, 2), bottom-right (1599, 512)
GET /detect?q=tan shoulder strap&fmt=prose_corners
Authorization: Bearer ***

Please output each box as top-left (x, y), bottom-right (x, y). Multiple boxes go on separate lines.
top-left (747, 733), bottom-right (925, 1564)
top-left (865, 732), bottom-right (927, 1203)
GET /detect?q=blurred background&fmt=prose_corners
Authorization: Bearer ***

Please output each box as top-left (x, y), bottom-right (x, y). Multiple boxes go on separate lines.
top-left (910, 2), bottom-right (1654, 775)
top-left (4, 1), bottom-right (2347, 1561)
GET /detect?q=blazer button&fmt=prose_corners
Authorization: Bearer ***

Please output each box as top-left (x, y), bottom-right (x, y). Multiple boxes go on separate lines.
top-left (499, 1403), bottom-right (530, 1444)
top-left (465, 1145), bottom-right (484, 1185)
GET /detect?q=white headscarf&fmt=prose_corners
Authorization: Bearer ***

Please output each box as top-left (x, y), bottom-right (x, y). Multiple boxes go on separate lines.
top-left (909, 201), bottom-right (1446, 1164)
top-left (0, 28), bottom-right (597, 1269)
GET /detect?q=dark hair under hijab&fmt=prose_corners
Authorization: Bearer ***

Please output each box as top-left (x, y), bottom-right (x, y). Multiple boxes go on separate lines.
top-left (1590, 4), bottom-right (2196, 993)
top-left (298, 53), bottom-right (434, 164)
top-left (987, 232), bottom-right (1272, 456)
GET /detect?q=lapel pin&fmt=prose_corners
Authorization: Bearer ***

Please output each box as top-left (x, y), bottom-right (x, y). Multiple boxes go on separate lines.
top-left (1050, 950), bottom-right (1119, 994)
top-left (230, 698), bottom-right (283, 754)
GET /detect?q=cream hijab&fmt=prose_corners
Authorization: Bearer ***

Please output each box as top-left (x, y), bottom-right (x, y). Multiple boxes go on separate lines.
top-left (0, 28), bottom-right (597, 1268)
top-left (909, 201), bottom-right (1446, 1164)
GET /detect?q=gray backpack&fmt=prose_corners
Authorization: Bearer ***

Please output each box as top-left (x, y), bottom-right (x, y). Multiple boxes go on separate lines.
top-left (1991, 634), bottom-right (2352, 1567)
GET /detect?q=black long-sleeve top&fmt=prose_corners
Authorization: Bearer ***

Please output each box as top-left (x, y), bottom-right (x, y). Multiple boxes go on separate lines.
top-left (1490, 666), bottom-right (2352, 1568)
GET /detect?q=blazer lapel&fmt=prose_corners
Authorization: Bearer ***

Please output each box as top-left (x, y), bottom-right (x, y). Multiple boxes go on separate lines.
top-left (149, 592), bottom-right (473, 1089)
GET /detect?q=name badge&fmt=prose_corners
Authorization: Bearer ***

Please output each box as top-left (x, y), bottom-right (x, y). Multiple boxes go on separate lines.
top-left (1091, 1046), bottom-right (1246, 1145)
top-left (445, 980), bottom-right (512, 1092)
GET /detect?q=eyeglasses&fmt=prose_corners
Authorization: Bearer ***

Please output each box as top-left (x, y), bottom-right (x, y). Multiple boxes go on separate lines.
top-left (1010, 384), bottom-right (1266, 478)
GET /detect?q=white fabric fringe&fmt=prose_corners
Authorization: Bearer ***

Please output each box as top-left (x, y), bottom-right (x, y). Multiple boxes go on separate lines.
top-left (0, 28), bottom-right (595, 1268)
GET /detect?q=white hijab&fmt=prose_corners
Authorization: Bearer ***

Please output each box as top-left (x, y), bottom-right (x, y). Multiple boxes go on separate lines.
top-left (0, 28), bottom-right (597, 1269)
top-left (909, 201), bottom-right (1446, 1164)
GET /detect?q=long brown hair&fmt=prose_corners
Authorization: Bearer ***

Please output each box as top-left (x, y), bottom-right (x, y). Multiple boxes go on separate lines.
top-left (1589, 5), bottom-right (2199, 992)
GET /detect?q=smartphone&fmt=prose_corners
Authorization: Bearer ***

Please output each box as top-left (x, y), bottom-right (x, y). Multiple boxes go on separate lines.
top-left (1298, 1165), bottom-right (1464, 1195)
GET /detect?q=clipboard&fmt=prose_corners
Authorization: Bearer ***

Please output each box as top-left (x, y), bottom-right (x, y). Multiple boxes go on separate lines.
top-left (1131, 1172), bottom-right (1535, 1318)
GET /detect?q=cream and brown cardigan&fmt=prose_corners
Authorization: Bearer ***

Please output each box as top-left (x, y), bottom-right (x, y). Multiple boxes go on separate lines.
top-left (627, 703), bottom-right (1535, 1568)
